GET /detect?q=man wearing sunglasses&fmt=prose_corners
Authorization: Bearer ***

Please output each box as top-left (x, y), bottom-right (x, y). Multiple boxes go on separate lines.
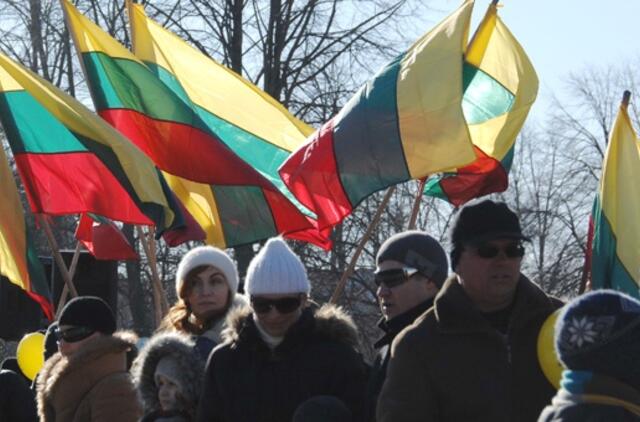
top-left (197, 237), bottom-right (366, 422)
top-left (364, 230), bottom-right (448, 422)
top-left (36, 296), bottom-right (141, 422)
top-left (378, 199), bottom-right (562, 422)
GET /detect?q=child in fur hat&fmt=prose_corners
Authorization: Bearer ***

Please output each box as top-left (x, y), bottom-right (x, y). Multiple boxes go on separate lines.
top-left (132, 332), bottom-right (204, 422)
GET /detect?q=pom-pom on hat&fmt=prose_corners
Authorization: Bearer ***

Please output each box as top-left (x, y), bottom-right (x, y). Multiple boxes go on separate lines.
top-left (555, 290), bottom-right (640, 390)
top-left (175, 246), bottom-right (239, 300)
top-left (245, 237), bottom-right (310, 296)
top-left (58, 296), bottom-right (116, 335)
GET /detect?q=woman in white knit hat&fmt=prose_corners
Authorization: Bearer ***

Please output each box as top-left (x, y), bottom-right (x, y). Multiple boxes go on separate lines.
top-left (159, 246), bottom-right (247, 359)
top-left (195, 237), bottom-right (366, 422)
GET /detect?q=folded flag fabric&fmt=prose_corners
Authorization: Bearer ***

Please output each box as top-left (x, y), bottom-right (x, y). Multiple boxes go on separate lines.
top-left (127, 1), bottom-right (330, 249)
top-left (279, 0), bottom-right (477, 229)
top-left (0, 51), bottom-right (176, 232)
top-left (62, 0), bottom-right (326, 249)
top-left (588, 95), bottom-right (640, 298)
top-left (0, 144), bottom-right (53, 319)
top-left (424, 1), bottom-right (538, 206)
top-left (127, 0), bottom-right (313, 201)
top-left (75, 213), bottom-right (138, 260)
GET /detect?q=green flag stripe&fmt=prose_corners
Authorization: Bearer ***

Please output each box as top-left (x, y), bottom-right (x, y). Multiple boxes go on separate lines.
top-left (0, 91), bottom-right (88, 153)
top-left (462, 63), bottom-right (515, 125)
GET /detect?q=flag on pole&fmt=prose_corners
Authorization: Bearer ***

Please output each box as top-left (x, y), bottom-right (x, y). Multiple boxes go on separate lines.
top-left (0, 145), bottom-right (53, 319)
top-left (75, 214), bottom-right (138, 261)
top-left (588, 94), bottom-right (640, 297)
top-left (424, 1), bottom-right (538, 206)
top-left (0, 51), bottom-right (176, 232)
top-left (62, 0), bottom-right (328, 249)
top-left (279, 0), bottom-right (477, 229)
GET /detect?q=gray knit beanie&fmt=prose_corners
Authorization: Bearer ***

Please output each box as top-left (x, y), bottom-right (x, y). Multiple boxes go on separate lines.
top-left (175, 246), bottom-right (239, 300)
top-left (245, 238), bottom-right (310, 295)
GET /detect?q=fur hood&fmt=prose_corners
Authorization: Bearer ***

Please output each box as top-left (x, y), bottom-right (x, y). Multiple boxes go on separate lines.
top-left (36, 330), bottom-right (138, 420)
top-left (222, 303), bottom-right (360, 350)
top-left (131, 331), bottom-right (204, 415)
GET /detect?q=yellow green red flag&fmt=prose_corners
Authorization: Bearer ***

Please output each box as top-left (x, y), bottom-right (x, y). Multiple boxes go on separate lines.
top-left (0, 145), bottom-right (53, 319)
top-left (424, 1), bottom-right (538, 205)
top-left (588, 94), bottom-right (640, 297)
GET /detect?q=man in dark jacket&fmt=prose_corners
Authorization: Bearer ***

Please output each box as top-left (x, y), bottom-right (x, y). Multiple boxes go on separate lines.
top-left (363, 230), bottom-right (448, 421)
top-left (377, 199), bottom-right (563, 422)
top-left (196, 237), bottom-right (366, 422)
top-left (0, 364), bottom-right (38, 421)
top-left (539, 290), bottom-right (640, 421)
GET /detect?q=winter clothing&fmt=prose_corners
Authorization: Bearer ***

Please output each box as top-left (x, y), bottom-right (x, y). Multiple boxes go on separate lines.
top-left (140, 409), bottom-right (191, 422)
top-left (449, 199), bottom-right (529, 268)
top-left (293, 396), bottom-right (353, 422)
top-left (58, 296), bottom-right (116, 335)
top-left (196, 304), bottom-right (366, 422)
top-left (175, 246), bottom-right (239, 301)
top-left (538, 370), bottom-right (640, 421)
top-left (363, 299), bottom-right (434, 422)
top-left (36, 331), bottom-right (141, 422)
top-left (244, 237), bottom-right (310, 295)
top-left (376, 231), bottom-right (449, 287)
top-left (132, 332), bottom-right (204, 421)
top-left (193, 294), bottom-right (248, 359)
top-left (554, 290), bottom-right (640, 392)
top-left (377, 275), bottom-right (562, 422)
top-left (0, 368), bottom-right (38, 422)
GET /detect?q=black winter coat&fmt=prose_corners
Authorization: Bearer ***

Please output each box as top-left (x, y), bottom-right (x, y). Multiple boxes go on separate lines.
top-left (196, 304), bottom-right (367, 422)
top-left (363, 299), bottom-right (433, 422)
top-left (0, 369), bottom-right (38, 422)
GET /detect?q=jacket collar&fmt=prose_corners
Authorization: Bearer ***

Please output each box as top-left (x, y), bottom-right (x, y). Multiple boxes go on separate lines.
top-left (434, 274), bottom-right (557, 334)
top-left (374, 298), bottom-right (434, 349)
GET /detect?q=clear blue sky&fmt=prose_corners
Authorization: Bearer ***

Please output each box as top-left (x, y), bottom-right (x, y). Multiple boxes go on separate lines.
top-left (423, 0), bottom-right (640, 120)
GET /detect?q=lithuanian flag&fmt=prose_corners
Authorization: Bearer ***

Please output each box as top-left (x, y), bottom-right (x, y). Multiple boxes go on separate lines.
top-left (62, 0), bottom-right (323, 249)
top-left (127, 0), bottom-right (313, 204)
top-left (279, 1), bottom-right (477, 229)
top-left (0, 52), bottom-right (175, 231)
top-left (588, 93), bottom-right (640, 297)
top-left (0, 145), bottom-right (53, 320)
top-left (424, 1), bottom-right (538, 206)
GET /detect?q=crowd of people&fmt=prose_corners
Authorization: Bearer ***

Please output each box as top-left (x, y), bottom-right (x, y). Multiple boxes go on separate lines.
top-left (1, 199), bottom-right (639, 422)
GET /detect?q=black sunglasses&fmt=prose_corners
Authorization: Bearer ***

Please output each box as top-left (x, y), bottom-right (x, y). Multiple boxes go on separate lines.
top-left (56, 326), bottom-right (95, 343)
top-left (251, 296), bottom-right (303, 314)
top-left (374, 267), bottom-right (420, 289)
top-left (473, 242), bottom-right (525, 259)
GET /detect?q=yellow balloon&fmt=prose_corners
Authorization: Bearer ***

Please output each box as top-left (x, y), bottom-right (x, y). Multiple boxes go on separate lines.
top-left (537, 309), bottom-right (564, 389)
top-left (17, 332), bottom-right (46, 381)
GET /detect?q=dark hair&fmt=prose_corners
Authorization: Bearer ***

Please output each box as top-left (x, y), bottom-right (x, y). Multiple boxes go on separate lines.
top-left (158, 265), bottom-right (232, 335)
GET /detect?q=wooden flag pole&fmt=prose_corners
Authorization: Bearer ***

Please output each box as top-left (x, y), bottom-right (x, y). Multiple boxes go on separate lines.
top-left (55, 241), bottom-right (83, 317)
top-left (330, 186), bottom-right (396, 304)
top-left (39, 215), bottom-right (79, 299)
top-left (137, 225), bottom-right (168, 326)
top-left (408, 178), bottom-right (427, 230)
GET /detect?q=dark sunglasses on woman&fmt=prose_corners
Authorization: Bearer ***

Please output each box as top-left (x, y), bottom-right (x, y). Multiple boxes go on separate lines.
top-left (473, 242), bottom-right (525, 259)
top-left (251, 296), bottom-right (303, 314)
top-left (56, 326), bottom-right (95, 343)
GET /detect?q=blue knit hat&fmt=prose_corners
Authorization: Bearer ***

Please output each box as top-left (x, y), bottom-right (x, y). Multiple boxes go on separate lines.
top-left (555, 290), bottom-right (640, 390)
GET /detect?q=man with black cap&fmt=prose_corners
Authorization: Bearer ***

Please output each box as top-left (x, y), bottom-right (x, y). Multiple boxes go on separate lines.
top-left (363, 230), bottom-right (448, 421)
top-left (377, 199), bottom-right (562, 422)
top-left (36, 296), bottom-right (141, 422)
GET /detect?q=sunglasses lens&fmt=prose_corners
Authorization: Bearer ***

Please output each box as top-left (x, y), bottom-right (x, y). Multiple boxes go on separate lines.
top-left (57, 327), bottom-right (94, 343)
top-left (251, 297), bottom-right (302, 314)
top-left (274, 297), bottom-right (302, 313)
top-left (374, 269), bottom-right (408, 288)
top-left (475, 243), bottom-right (524, 259)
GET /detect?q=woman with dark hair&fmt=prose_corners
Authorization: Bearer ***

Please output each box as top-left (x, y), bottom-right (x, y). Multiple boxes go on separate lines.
top-left (159, 246), bottom-right (247, 359)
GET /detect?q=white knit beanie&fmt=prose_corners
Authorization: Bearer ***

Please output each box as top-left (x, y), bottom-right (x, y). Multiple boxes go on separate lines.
top-left (245, 238), bottom-right (310, 295)
top-left (175, 246), bottom-right (239, 300)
